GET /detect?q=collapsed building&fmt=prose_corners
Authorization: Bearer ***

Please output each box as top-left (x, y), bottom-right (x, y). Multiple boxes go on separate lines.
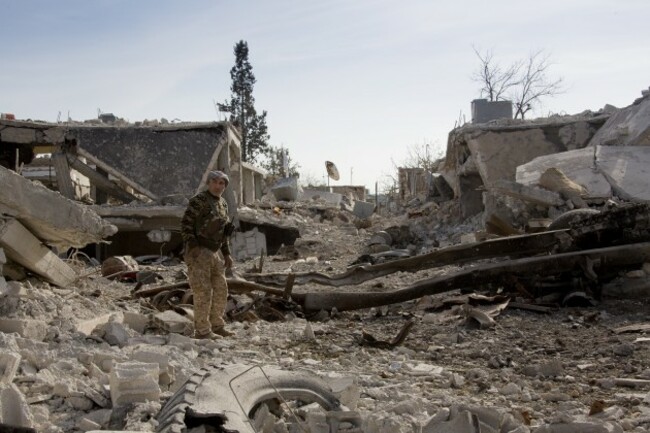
top-left (1, 87), bottom-right (650, 433)
top-left (401, 90), bottom-right (650, 237)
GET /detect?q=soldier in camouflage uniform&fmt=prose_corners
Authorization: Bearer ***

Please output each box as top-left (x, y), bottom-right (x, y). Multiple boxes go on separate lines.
top-left (181, 170), bottom-right (235, 339)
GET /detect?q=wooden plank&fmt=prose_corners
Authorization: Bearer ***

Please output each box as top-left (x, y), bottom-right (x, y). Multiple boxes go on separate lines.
top-left (51, 152), bottom-right (76, 200)
top-left (0, 218), bottom-right (76, 287)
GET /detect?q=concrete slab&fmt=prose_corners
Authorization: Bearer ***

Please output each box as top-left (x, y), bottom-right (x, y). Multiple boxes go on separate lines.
top-left (490, 179), bottom-right (564, 207)
top-left (0, 165), bottom-right (117, 249)
top-left (231, 228), bottom-right (267, 261)
top-left (0, 319), bottom-right (47, 341)
top-left (596, 145), bottom-right (650, 202)
top-left (0, 384), bottom-right (35, 428)
top-left (0, 218), bottom-right (76, 287)
top-left (589, 95), bottom-right (650, 147)
top-left (272, 177), bottom-right (301, 201)
top-left (516, 147), bottom-right (612, 199)
top-left (353, 200), bottom-right (375, 219)
top-left (0, 352), bottom-right (20, 385)
top-left (467, 128), bottom-right (565, 187)
top-left (109, 361), bottom-right (160, 406)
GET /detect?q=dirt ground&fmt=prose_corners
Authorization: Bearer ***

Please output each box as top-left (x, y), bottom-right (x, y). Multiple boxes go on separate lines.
top-left (4, 203), bottom-right (650, 433)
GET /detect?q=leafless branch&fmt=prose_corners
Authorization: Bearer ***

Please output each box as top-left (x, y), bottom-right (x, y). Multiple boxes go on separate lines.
top-left (512, 50), bottom-right (564, 119)
top-left (472, 46), bottom-right (521, 101)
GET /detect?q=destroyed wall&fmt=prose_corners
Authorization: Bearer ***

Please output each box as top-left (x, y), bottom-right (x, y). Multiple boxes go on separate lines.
top-left (329, 185), bottom-right (367, 201)
top-left (589, 88), bottom-right (650, 147)
top-left (398, 167), bottom-right (429, 203)
top-left (517, 91), bottom-right (650, 204)
top-left (70, 123), bottom-right (232, 198)
top-left (445, 114), bottom-right (609, 218)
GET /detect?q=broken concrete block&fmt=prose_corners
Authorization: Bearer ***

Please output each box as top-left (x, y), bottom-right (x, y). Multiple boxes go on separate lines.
top-left (0, 248), bottom-right (5, 264)
top-left (77, 417), bottom-right (101, 432)
top-left (516, 147), bottom-right (612, 199)
top-left (76, 313), bottom-right (114, 336)
top-left (15, 337), bottom-right (51, 370)
top-left (109, 361), bottom-right (160, 406)
top-left (490, 179), bottom-right (564, 207)
top-left (122, 311), bottom-right (150, 334)
top-left (92, 352), bottom-right (128, 373)
top-left (152, 310), bottom-right (193, 334)
top-left (271, 177), bottom-right (301, 201)
top-left (0, 319), bottom-right (47, 341)
top-left (0, 218), bottom-right (77, 287)
top-left (0, 165), bottom-right (117, 250)
top-left (132, 348), bottom-right (174, 388)
top-left (79, 408), bottom-right (112, 430)
top-left (467, 128), bottom-right (563, 187)
top-left (100, 322), bottom-right (131, 348)
top-left (353, 200), bottom-right (375, 219)
top-left (166, 333), bottom-right (195, 351)
top-left (596, 145), bottom-right (650, 202)
top-left (231, 228), bottom-right (267, 261)
top-left (589, 95), bottom-right (650, 147)
top-left (306, 410), bottom-right (329, 433)
top-left (0, 352), bottom-right (20, 385)
top-left (324, 373), bottom-right (359, 410)
top-left (0, 383), bottom-right (35, 428)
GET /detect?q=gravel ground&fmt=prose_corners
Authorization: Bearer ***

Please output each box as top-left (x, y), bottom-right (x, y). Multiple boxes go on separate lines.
top-left (2, 204), bottom-right (650, 433)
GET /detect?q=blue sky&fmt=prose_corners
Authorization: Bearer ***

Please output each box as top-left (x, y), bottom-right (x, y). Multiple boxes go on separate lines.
top-left (3, 0), bottom-right (649, 193)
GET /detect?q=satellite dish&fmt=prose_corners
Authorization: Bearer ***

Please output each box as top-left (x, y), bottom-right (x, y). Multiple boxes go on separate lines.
top-left (325, 161), bottom-right (340, 181)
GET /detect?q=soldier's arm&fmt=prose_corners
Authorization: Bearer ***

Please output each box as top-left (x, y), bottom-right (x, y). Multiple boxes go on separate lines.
top-left (220, 197), bottom-right (232, 256)
top-left (181, 197), bottom-right (201, 249)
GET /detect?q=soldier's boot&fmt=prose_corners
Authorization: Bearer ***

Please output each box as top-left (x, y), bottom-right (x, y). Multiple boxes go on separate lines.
top-left (194, 330), bottom-right (222, 340)
top-left (213, 326), bottom-right (234, 337)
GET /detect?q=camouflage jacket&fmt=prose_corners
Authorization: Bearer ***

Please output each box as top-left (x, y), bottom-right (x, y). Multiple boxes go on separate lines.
top-left (181, 191), bottom-right (231, 256)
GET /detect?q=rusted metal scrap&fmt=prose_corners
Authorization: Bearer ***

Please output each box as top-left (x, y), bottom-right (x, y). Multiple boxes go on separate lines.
top-left (291, 242), bottom-right (650, 313)
top-left (244, 230), bottom-right (570, 287)
top-left (360, 319), bottom-right (415, 349)
top-left (133, 278), bottom-right (286, 299)
top-left (245, 203), bottom-right (650, 290)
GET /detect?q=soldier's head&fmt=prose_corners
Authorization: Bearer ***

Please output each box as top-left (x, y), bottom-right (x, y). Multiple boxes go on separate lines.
top-left (206, 170), bottom-right (229, 196)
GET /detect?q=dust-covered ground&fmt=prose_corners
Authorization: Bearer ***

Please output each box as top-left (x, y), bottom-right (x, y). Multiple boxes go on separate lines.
top-left (3, 202), bottom-right (650, 433)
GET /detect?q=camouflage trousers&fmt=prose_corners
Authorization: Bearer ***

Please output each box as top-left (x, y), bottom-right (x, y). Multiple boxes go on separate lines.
top-left (185, 247), bottom-right (228, 335)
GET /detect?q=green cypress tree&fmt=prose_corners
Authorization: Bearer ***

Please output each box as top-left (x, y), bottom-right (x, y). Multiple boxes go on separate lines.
top-left (218, 40), bottom-right (270, 162)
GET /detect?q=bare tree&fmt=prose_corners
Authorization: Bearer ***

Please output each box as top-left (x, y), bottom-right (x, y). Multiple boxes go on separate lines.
top-left (400, 141), bottom-right (444, 172)
top-left (512, 50), bottom-right (564, 119)
top-left (472, 48), bottom-right (563, 119)
top-left (471, 46), bottom-right (521, 101)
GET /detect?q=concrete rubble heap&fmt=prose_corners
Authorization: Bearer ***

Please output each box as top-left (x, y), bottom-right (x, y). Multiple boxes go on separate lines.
top-left (1, 89), bottom-right (650, 433)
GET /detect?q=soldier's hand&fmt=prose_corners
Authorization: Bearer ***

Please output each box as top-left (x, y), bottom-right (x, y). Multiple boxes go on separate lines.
top-left (223, 254), bottom-right (233, 269)
top-left (223, 222), bottom-right (236, 237)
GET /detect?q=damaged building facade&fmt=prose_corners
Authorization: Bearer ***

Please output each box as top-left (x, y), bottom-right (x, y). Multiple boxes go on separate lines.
top-left (420, 89), bottom-right (650, 236)
top-left (0, 118), bottom-right (268, 258)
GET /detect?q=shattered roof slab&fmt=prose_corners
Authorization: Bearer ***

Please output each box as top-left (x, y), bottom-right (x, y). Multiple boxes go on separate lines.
top-left (70, 123), bottom-right (229, 197)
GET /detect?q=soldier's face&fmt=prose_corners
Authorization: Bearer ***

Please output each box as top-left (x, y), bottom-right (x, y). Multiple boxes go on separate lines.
top-left (208, 177), bottom-right (227, 196)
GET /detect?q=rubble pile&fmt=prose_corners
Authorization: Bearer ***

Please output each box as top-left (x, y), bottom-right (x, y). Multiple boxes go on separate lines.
top-left (1, 88), bottom-right (650, 433)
